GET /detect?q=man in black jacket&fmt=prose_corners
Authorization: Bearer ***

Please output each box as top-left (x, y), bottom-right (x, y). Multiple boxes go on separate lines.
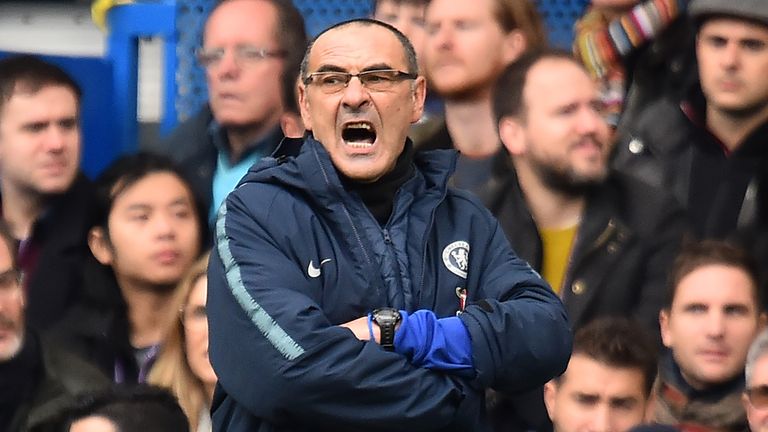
top-left (0, 55), bottom-right (96, 331)
top-left (490, 49), bottom-right (687, 334)
top-left (485, 49), bottom-right (687, 431)
top-left (0, 220), bottom-right (108, 432)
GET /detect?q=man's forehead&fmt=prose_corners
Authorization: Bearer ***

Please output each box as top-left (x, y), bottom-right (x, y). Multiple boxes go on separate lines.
top-left (308, 23), bottom-right (407, 68)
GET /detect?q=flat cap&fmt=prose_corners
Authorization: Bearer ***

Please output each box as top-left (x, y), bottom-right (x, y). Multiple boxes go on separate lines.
top-left (689, 0), bottom-right (768, 26)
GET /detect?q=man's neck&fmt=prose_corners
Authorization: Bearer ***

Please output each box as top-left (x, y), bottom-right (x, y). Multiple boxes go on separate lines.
top-left (514, 161), bottom-right (585, 229)
top-left (443, 94), bottom-right (501, 158)
top-left (117, 277), bottom-right (175, 349)
top-left (0, 183), bottom-right (45, 240)
top-left (224, 119), bottom-right (280, 163)
top-left (706, 103), bottom-right (768, 152)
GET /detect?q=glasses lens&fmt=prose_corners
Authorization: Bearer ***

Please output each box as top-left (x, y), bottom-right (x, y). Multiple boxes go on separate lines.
top-left (360, 70), bottom-right (400, 91)
top-left (196, 48), bottom-right (221, 67)
top-left (749, 385), bottom-right (768, 408)
top-left (315, 72), bottom-right (350, 93)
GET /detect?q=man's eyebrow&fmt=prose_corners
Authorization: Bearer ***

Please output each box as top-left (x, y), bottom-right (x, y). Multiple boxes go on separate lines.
top-left (312, 63), bottom-right (399, 74)
top-left (313, 65), bottom-right (347, 73)
top-left (361, 63), bottom-right (397, 72)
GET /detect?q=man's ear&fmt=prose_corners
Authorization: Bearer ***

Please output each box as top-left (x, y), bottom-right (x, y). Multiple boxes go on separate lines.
top-left (298, 82), bottom-right (313, 131)
top-left (410, 76), bottom-right (427, 124)
top-left (659, 309), bottom-right (672, 349)
top-left (758, 312), bottom-right (767, 330)
top-left (498, 116), bottom-right (526, 156)
top-left (501, 29), bottom-right (527, 65)
top-left (543, 379), bottom-right (558, 421)
top-left (88, 227), bottom-right (114, 266)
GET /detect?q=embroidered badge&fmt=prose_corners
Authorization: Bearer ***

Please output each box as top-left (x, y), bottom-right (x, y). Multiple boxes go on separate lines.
top-left (442, 241), bottom-right (469, 279)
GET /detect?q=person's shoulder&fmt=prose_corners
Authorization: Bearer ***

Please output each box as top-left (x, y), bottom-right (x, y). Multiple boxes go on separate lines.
top-left (39, 335), bottom-right (112, 394)
top-left (600, 171), bottom-right (686, 232)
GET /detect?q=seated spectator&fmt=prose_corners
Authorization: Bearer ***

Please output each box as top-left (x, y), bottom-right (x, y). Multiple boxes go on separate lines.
top-left (744, 328), bottom-right (768, 432)
top-left (59, 384), bottom-right (188, 432)
top-left (148, 252), bottom-right (215, 432)
top-left (614, 0), bottom-right (768, 239)
top-left (487, 48), bottom-right (686, 432)
top-left (160, 0), bottom-right (307, 224)
top-left (420, 0), bottom-right (546, 194)
top-left (654, 239), bottom-right (767, 430)
top-left (0, 220), bottom-right (109, 432)
top-left (490, 49), bottom-right (686, 334)
top-left (545, 317), bottom-right (658, 432)
top-left (373, 0), bottom-right (442, 144)
top-left (49, 153), bottom-right (205, 383)
top-left (0, 55), bottom-right (96, 330)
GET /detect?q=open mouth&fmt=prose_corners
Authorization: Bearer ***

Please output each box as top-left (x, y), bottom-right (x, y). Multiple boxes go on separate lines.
top-left (342, 122), bottom-right (377, 148)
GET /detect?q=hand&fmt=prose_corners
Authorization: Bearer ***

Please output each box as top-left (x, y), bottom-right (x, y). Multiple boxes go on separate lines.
top-left (340, 316), bottom-right (379, 343)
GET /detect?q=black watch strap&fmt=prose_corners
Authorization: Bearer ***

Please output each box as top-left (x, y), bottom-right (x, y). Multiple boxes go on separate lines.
top-left (372, 308), bottom-right (401, 351)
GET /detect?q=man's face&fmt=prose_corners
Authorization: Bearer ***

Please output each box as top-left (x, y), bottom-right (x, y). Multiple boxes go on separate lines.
top-left (202, 0), bottom-right (285, 129)
top-left (661, 264), bottom-right (765, 389)
top-left (92, 172), bottom-right (201, 289)
top-left (500, 59), bottom-right (611, 194)
top-left (696, 18), bottom-right (768, 118)
top-left (298, 23), bottom-right (426, 182)
top-left (424, 0), bottom-right (524, 100)
top-left (544, 354), bottom-right (648, 432)
top-left (0, 240), bottom-right (23, 361)
top-left (745, 354), bottom-right (768, 432)
top-left (69, 416), bottom-right (118, 432)
top-left (0, 85), bottom-right (80, 198)
top-left (374, 1), bottom-right (428, 73)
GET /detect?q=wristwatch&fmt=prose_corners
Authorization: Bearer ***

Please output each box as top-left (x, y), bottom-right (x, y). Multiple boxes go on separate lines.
top-left (371, 308), bottom-right (401, 351)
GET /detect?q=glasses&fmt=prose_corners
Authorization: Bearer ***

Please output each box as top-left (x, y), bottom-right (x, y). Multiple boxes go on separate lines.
top-left (746, 385), bottom-right (768, 409)
top-left (0, 268), bottom-right (21, 297)
top-left (303, 69), bottom-right (418, 94)
top-left (196, 45), bottom-right (286, 69)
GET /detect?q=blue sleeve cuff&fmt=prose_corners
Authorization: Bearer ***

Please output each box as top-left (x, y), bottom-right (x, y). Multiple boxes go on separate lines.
top-left (394, 309), bottom-right (474, 374)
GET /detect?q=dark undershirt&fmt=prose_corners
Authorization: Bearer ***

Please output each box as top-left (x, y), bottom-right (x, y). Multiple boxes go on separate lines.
top-left (341, 143), bottom-right (415, 226)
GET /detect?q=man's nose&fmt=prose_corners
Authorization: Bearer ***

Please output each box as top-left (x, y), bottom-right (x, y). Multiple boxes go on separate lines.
top-left (340, 76), bottom-right (371, 110)
top-left (706, 311), bottom-right (726, 338)
top-left (215, 49), bottom-right (241, 78)
top-left (589, 405), bottom-right (614, 432)
top-left (44, 126), bottom-right (68, 152)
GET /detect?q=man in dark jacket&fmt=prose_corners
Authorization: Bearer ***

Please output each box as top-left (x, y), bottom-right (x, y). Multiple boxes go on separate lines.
top-left (159, 0), bottom-right (307, 223)
top-left (654, 240), bottom-right (765, 430)
top-left (614, 0), bottom-right (768, 240)
top-left (486, 48), bottom-right (686, 432)
top-left (207, 19), bottom-right (572, 432)
top-left (490, 49), bottom-right (686, 335)
top-left (0, 55), bottom-right (96, 331)
top-left (0, 220), bottom-right (109, 432)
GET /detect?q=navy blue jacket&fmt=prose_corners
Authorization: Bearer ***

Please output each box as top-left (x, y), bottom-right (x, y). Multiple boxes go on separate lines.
top-left (207, 137), bottom-right (572, 432)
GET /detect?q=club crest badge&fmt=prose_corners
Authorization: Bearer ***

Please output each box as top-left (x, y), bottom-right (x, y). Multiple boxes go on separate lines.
top-left (442, 241), bottom-right (469, 279)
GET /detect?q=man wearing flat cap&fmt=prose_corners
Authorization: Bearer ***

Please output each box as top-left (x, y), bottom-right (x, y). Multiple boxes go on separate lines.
top-left (614, 0), bottom-right (768, 243)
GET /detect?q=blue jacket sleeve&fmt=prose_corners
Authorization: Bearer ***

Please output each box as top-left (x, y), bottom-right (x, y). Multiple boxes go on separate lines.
top-left (208, 192), bottom-right (483, 431)
top-left (394, 310), bottom-right (474, 374)
top-left (459, 220), bottom-right (573, 393)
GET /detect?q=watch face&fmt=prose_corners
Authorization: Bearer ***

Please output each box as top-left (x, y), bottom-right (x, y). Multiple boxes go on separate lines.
top-left (373, 308), bottom-right (401, 324)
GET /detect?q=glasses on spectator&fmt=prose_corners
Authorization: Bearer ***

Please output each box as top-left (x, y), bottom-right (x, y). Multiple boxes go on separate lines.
top-left (302, 69), bottom-right (418, 94)
top-left (0, 267), bottom-right (21, 297)
top-left (746, 385), bottom-right (768, 409)
top-left (181, 304), bottom-right (207, 328)
top-left (196, 45), bottom-right (286, 69)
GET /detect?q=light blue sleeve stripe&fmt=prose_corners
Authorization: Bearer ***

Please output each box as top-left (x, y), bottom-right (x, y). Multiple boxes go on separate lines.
top-left (215, 203), bottom-right (305, 360)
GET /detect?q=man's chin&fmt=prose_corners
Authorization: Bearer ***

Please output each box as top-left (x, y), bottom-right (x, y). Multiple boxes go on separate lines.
top-left (0, 335), bottom-right (23, 362)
